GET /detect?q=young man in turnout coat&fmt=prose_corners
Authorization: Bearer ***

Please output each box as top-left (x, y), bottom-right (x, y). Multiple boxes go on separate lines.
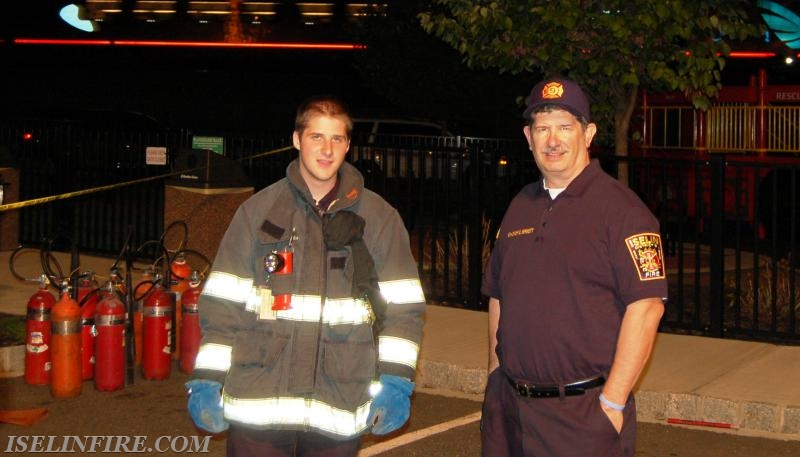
top-left (185, 96), bottom-right (426, 457)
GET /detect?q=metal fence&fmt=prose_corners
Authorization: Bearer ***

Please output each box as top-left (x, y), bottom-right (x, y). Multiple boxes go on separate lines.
top-left (625, 155), bottom-right (800, 344)
top-left (644, 104), bottom-right (800, 154)
top-left (2, 120), bottom-right (799, 344)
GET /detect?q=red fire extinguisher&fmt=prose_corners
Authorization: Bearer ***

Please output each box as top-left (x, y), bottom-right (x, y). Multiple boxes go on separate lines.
top-left (179, 271), bottom-right (202, 374)
top-left (51, 284), bottom-right (82, 398)
top-left (94, 283), bottom-right (127, 392)
top-left (265, 243), bottom-right (294, 311)
top-left (170, 253), bottom-right (191, 360)
top-left (77, 273), bottom-right (100, 381)
top-left (133, 267), bottom-right (155, 366)
top-left (142, 275), bottom-right (173, 380)
top-left (25, 275), bottom-right (56, 386)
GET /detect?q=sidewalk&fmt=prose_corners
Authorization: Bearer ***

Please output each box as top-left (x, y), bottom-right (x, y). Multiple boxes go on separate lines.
top-left (2, 250), bottom-right (800, 440)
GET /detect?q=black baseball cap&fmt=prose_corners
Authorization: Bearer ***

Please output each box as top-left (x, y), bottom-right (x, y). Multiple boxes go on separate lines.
top-left (523, 78), bottom-right (591, 122)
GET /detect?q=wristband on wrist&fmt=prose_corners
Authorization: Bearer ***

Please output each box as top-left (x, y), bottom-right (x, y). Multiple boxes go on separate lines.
top-left (599, 393), bottom-right (625, 411)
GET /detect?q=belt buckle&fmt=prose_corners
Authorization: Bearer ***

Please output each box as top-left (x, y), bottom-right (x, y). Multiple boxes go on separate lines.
top-left (517, 384), bottom-right (530, 397)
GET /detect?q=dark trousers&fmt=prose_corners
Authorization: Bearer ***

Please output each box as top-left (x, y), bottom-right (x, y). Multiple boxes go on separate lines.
top-left (481, 369), bottom-right (637, 457)
top-left (227, 425), bottom-right (361, 457)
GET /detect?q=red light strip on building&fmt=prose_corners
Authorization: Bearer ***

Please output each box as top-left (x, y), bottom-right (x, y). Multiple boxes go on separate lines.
top-left (728, 51), bottom-right (776, 58)
top-left (684, 50), bottom-right (779, 59)
top-left (13, 38), bottom-right (366, 50)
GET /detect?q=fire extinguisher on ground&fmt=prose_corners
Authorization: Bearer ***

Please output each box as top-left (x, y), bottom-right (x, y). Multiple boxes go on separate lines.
top-left (25, 274), bottom-right (56, 386)
top-left (94, 283), bottom-right (127, 392)
top-left (77, 272), bottom-right (100, 381)
top-left (170, 253), bottom-right (191, 360)
top-left (51, 283), bottom-right (82, 398)
top-left (179, 271), bottom-right (202, 374)
top-left (142, 274), bottom-right (173, 380)
top-left (133, 267), bottom-right (155, 366)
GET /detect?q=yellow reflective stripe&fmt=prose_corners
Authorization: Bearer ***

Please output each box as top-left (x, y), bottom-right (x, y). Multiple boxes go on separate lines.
top-left (274, 294), bottom-right (322, 321)
top-left (378, 279), bottom-right (425, 304)
top-left (244, 287), bottom-right (260, 312)
top-left (194, 343), bottom-right (232, 372)
top-left (203, 271), bottom-right (253, 303)
top-left (324, 297), bottom-right (374, 325)
top-left (223, 394), bottom-right (372, 437)
top-left (378, 335), bottom-right (419, 369)
top-left (255, 294), bottom-right (373, 325)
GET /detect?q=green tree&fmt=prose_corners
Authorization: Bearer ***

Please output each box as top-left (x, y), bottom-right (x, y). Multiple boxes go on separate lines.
top-left (420, 0), bottom-right (762, 154)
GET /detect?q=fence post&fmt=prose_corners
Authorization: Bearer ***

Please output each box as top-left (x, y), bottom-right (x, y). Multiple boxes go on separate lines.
top-left (709, 155), bottom-right (725, 337)
top-left (467, 145), bottom-right (483, 309)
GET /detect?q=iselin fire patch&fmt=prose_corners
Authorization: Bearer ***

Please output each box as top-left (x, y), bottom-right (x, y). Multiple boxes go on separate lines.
top-left (625, 232), bottom-right (666, 281)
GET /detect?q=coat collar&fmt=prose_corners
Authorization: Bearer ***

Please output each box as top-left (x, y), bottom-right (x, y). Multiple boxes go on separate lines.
top-left (286, 160), bottom-right (365, 212)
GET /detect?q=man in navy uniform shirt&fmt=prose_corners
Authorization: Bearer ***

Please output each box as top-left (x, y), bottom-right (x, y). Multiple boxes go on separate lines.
top-left (481, 78), bottom-right (667, 457)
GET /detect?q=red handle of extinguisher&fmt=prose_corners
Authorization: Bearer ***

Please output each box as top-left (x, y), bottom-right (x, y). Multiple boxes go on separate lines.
top-left (271, 251), bottom-right (293, 311)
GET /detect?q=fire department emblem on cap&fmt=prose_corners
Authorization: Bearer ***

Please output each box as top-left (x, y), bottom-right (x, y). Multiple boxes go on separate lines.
top-left (625, 232), bottom-right (666, 281)
top-left (541, 82), bottom-right (565, 100)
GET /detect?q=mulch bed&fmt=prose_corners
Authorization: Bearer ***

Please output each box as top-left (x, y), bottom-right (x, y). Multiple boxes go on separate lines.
top-left (0, 312), bottom-right (25, 347)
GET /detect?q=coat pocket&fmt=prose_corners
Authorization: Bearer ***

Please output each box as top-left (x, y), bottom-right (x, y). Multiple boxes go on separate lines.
top-left (226, 329), bottom-right (289, 397)
top-left (322, 338), bottom-right (376, 383)
top-left (231, 329), bottom-right (289, 370)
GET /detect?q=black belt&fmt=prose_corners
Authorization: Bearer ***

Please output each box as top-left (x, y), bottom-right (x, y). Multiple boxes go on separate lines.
top-left (507, 374), bottom-right (605, 398)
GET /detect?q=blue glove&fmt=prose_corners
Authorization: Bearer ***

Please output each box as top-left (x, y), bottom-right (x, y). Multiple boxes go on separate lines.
top-left (185, 379), bottom-right (229, 434)
top-left (367, 374), bottom-right (415, 435)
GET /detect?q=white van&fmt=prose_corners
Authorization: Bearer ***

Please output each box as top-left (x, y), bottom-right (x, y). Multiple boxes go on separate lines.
top-left (352, 117), bottom-right (454, 140)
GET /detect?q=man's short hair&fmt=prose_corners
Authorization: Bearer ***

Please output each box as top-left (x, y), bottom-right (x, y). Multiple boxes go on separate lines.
top-left (294, 95), bottom-right (353, 136)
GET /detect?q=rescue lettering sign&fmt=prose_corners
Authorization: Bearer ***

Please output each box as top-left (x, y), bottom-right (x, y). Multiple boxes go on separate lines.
top-left (624, 232), bottom-right (666, 281)
top-left (776, 92), bottom-right (800, 101)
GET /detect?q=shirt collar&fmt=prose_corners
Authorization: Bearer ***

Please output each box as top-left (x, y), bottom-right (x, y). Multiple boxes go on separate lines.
top-left (537, 159), bottom-right (601, 199)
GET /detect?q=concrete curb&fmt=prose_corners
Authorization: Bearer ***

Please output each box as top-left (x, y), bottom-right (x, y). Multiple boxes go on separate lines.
top-left (636, 390), bottom-right (800, 438)
top-left (417, 360), bottom-right (487, 395)
top-left (416, 361), bottom-right (800, 441)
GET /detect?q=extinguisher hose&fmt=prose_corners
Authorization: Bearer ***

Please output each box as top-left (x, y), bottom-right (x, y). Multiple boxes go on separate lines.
top-left (133, 280), bottom-right (156, 302)
top-left (78, 287), bottom-right (103, 308)
top-left (131, 240), bottom-right (170, 273)
top-left (109, 227), bottom-right (135, 276)
top-left (160, 220), bottom-right (189, 253)
top-left (9, 245), bottom-right (35, 282)
top-left (41, 237), bottom-right (69, 283)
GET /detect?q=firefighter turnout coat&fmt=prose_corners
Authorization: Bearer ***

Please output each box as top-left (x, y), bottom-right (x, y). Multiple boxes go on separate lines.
top-left (193, 160), bottom-right (425, 439)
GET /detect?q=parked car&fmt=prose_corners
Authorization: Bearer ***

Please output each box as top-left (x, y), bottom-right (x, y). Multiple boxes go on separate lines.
top-left (346, 117), bottom-right (529, 231)
top-left (353, 117), bottom-right (455, 140)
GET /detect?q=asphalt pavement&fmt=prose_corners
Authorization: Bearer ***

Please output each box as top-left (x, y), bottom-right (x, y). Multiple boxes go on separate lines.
top-left (2, 369), bottom-right (799, 457)
top-left (2, 249), bottom-right (800, 445)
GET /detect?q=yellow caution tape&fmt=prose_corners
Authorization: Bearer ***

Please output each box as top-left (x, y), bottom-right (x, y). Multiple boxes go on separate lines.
top-left (0, 145), bottom-right (294, 212)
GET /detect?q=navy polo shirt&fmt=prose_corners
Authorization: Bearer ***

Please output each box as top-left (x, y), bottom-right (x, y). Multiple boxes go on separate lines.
top-left (482, 160), bottom-right (668, 384)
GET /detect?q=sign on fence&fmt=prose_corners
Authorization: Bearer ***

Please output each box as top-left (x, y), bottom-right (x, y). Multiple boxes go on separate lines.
top-left (191, 136), bottom-right (224, 155)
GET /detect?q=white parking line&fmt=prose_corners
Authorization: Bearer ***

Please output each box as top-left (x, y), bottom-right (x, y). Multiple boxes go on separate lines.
top-left (358, 411), bottom-right (482, 456)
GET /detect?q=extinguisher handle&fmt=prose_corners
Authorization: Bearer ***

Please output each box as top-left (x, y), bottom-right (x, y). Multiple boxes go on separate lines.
top-left (185, 380), bottom-right (229, 434)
